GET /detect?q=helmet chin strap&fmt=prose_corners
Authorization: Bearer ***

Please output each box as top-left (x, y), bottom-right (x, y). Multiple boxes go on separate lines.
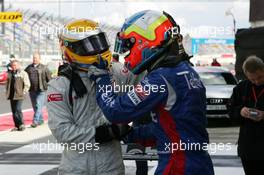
top-left (148, 51), bottom-right (168, 72)
top-left (147, 35), bottom-right (177, 71)
top-left (148, 36), bottom-right (192, 72)
top-left (131, 45), bottom-right (167, 74)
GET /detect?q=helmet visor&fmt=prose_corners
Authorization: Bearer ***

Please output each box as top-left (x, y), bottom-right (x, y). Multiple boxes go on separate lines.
top-left (114, 32), bottom-right (135, 54)
top-left (64, 32), bottom-right (110, 56)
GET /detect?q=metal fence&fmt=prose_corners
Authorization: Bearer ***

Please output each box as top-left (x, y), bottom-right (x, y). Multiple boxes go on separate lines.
top-left (0, 7), bottom-right (119, 61)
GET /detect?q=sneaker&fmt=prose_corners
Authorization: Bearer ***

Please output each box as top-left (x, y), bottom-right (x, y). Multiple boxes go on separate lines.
top-left (11, 127), bottom-right (18, 132)
top-left (31, 123), bottom-right (38, 128)
top-left (38, 121), bottom-right (44, 125)
top-left (18, 125), bottom-right (25, 131)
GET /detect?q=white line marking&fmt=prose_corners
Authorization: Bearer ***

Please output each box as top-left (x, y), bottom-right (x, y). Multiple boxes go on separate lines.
top-left (0, 108), bottom-right (33, 117)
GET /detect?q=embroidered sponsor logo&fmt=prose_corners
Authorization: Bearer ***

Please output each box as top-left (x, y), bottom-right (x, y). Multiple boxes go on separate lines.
top-left (150, 111), bottom-right (158, 123)
top-left (127, 90), bottom-right (142, 106)
top-left (121, 67), bottom-right (129, 75)
top-left (101, 92), bottom-right (115, 107)
top-left (47, 94), bottom-right (63, 102)
top-left (180, 72), bottom-right (203, 90)
top-left (134, 84), bottom-right (148, 100)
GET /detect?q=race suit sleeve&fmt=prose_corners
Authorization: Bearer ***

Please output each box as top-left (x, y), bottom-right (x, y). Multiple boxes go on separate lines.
top-left (47, 77), bottom-right (96, 144)
top-left (95, 72), bottom-right (168, 123)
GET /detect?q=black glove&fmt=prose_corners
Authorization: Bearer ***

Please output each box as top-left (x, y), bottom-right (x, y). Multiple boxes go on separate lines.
top-left (95, 124), bottom-right (132, 144)
top-left (58, 63), bottom-right (72, 78)
top-left (95, 125), bottom-right (115, 144)
top-left (111, 124), bottom-right (133, 140)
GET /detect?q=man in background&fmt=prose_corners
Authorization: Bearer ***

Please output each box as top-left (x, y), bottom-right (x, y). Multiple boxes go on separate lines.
top-left (6, 60), bottom-right (30, 131)
top-left (229, 55), bottom-right (264, 175)
top-left (25, 52), bottom-right (52, 128)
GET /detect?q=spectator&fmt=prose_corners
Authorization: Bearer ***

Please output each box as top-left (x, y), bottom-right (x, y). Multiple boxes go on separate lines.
top-left (6, 60), bottom-right (30, 131)
top-left (211, 58), bottom-right (221, 66)
top-left (6, 54), bottom-right (16, 72)
top-left (25, 52), bottom-right (52, 128)
top-left (229, 55), bottom-right (264, 175)
top-left (196, 60), bottom-right (201, 66)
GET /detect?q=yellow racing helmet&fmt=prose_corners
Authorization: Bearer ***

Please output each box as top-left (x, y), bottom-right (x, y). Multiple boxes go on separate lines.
top-left (59, 19), bottom-right (112, 71)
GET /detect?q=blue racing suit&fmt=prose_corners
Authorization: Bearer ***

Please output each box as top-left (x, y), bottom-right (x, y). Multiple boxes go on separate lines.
top-left (95, 61), bottom-right (214, 175)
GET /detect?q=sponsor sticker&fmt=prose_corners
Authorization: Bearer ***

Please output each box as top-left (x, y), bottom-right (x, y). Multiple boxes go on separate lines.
top-left (127, 90), bottom-right (142, 106)
top-left (121, 66), bottom-right (129, 75)
top-left (47, 94), bottom-right (63, 102)
top-left (0, 12), bottom-right (23, 23)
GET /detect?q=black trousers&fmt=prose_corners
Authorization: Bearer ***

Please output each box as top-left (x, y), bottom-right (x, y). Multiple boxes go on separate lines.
top-left (10, 99), bottom-right (24, 128)
top-left (241, 158), bottom-right (264, 175)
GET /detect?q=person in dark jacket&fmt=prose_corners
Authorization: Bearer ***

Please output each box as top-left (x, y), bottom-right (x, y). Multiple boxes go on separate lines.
top-left (229, 55), bottom-right (264, 175)
top-left (6, 60), bottom-right (30, 131)
top-left (25, 52), bottom-right (52, 128)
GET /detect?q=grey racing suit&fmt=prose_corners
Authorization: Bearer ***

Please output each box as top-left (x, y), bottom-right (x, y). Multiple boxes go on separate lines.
top-left (47, 62), bottom-right (133, 175)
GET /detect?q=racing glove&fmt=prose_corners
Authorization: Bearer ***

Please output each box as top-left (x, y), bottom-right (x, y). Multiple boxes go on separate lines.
top-left (95, 124), bottom-right (132, 144)
top-left (112, 124), bottom-right (133, 140)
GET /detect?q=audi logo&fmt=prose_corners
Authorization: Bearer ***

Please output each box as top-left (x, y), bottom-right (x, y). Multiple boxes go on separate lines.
top-left (210, 99), bottom-right (223, 104)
